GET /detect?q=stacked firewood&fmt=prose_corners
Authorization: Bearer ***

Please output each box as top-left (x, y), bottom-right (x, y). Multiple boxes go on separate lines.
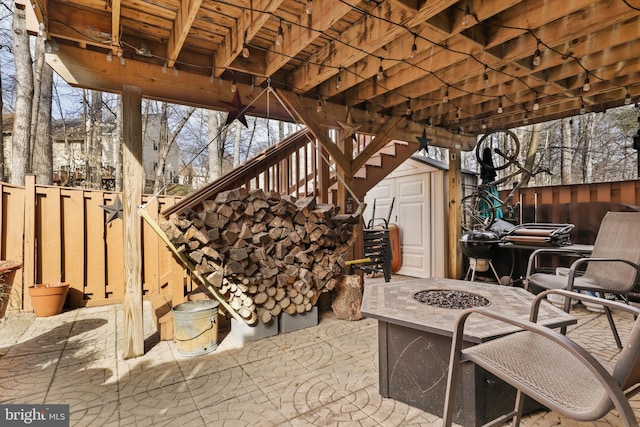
top-left (160, 187), bottom-right (359, 325)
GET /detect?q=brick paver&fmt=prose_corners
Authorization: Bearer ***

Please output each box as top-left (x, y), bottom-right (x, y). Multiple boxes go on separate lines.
top-left (0, 275), bottom-right (636, 426)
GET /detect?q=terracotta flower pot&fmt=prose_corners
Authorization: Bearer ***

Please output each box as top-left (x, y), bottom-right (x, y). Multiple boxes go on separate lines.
top-left (28, 282), bottom-right (69, 317)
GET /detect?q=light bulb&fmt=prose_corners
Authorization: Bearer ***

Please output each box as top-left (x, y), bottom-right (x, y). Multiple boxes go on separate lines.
top-left (580, 101), bottom-right (586, 114)
top-left (625, 88), bottom-right (631, 105)
top-left (533, 99), bottom-right (540, 111)
top-left (276, 24), bottom-right (284, 46)
top-left (533, 48), bottom-right (541, 67)
top-left (443, 88), bottom-right (449, 103)
top-left (497, 100), bottom-right (503, 114)
top-left (242, 45), bottom-right (250, 58)
top-left (462, 7), bottom-right (471, 27)
top-left (336, 74), bottom-right (342, 90)
top-left (405, 100), bottom-right (412, 116)
top-left (481, 121), bottom-right (487, 130)
top-left (523, 114), bottom-right (529, 125)
top-left (316, 98), bottom-right (322, 113)
top-left (306, 0), bottom-right (313, 14)
top-left (377, 65), bottom-right (384, 81)
top-left (583, 76), bottom-right (590, 92)
top-left (483, 72), bottom-right (490, 87)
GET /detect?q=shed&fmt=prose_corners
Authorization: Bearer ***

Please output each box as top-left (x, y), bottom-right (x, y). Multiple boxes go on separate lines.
top-left (364, 155), bottom-right (476, 279)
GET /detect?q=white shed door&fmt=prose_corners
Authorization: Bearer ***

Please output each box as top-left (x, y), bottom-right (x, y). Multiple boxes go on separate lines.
top-left (395, 174), bottom-right (431, 278)
top-left (365, 172), bottom-right (432, 278)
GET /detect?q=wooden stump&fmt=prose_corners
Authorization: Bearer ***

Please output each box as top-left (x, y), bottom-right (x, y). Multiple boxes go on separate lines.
top-left (332, 275), bottom-right (363, 321)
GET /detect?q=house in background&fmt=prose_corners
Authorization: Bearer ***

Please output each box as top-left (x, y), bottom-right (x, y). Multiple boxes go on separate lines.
top-left (1, 113), bottom-right (181, 192)
top-left (364, 155), bottom-right (476, 279)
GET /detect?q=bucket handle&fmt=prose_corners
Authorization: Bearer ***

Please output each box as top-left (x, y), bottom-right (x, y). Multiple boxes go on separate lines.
top-left (174, 316), bottom-right (216, 342)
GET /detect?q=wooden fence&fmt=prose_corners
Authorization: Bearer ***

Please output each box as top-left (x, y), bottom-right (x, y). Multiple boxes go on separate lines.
top-left (2, 176), bottom-right (640, 314)
top-left (0, 175), bottom-right (195, 314)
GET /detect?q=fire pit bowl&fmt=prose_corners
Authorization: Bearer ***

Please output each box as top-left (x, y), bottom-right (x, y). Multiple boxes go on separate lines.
top-left (459, 229), bottom-right (501, 259)
top-left (412, 289), bottom-right (491, 309)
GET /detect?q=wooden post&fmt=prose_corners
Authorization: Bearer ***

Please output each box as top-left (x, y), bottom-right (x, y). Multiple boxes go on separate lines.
top-left (121, 86), bottom-right (144, 359)
top-left (448, 146), bottom-right (463, 279)
top-left (23, 174), bottom-right (36, 311)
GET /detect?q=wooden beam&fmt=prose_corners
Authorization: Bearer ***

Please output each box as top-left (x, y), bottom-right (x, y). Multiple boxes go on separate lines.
top-left (275, 89), bottom-right (351, 175)
top-left (121, 85), bottom-right (144, 359)
top-left (213, 0), bottom-right (283, 78)
top-left (319, 0), bottom-right (515, 100)
top-left (447, 147), bottom-right (462, 280)
top-left (46, 45), bottom-right (477, 149)
top-left (256, 0), bottom-right (353, 86)
top-left (352, 116), bottom-right (403, 172)
top-left (110, 0), bottom-right (121, 54)
top-left (166, 0), bottom-right (202, 68)
top-left (289, 0), bottom-right (457, 92)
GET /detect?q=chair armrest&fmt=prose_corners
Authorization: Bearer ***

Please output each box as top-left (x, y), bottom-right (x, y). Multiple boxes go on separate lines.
top-left (448, 307), bottom-right (633, 420)
top-left (531, 289), bottom-right (640, 321)
top-left (561, 258), bottom-right (640, 293)
top-left (525, 248), bottom-right (587, 280)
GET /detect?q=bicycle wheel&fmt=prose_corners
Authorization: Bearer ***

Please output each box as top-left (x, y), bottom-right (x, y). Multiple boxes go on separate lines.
top-left (475, 129), bottom-right (520, 171)
top-left (461, 194), bottom-right (496, 231)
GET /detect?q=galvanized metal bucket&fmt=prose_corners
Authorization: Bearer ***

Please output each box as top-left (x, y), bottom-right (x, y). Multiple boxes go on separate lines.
top-left (172, 300), bottom-right (219, 357)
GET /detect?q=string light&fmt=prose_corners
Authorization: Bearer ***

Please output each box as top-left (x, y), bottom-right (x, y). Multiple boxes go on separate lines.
top-left (250, 76), bottom-right (255, 93)
top-left (533, 96), bottom-right (540, 111)
top-left (481, 120), bottom-right (487, 130)
top-left (532, 40), bottom-right (541, 67)
top-left (405, 98), bottom-right (412, 116)
top-left (462, 6), bottom-right (471, 27)
top-left (336, 68), bottom-right (342, 89)
top-left (305, 0), bottom-right (313, 14)
top-left (96, 3), bottom-right (633, 132)
top-left (443, 86), bottom-right (449, 103)
top-left (410, 34), bottom-right (418, 59)
top-left (497, 96), bottom-right (503, 113)
top-left (231, 72), bottom-right (237, 93)
top-left (523, 109), bottom-right (529, 124)
top-left (583, 75), bottom-right (591, 92)
top-left (377, 57), bottom-right (384, 81)
top-left (242, 32), bottom-right (250, 58)
top-left (275, 19), bottom-right (284, 47)
top-left (316, 96), bottom-right (323, 112)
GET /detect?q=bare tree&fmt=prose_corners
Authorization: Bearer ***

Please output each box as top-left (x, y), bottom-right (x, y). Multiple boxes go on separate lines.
top-left (10, 2), bottom-right (33, 185)
top-left (85, 90), bottom-right (102, 189)
top-left (31, 34), bottom-right (53, 184)
top-left (520, 123), bottom-right (543, 187)
top-left (207, 110), bottom-right (228, 181)
top-left (153, 103), bottom-right (195, 193)
top-left (561, 117), bottom-right (573, 184)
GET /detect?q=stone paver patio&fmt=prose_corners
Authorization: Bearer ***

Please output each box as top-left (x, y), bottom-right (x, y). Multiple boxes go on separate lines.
top-left (0, 275), bottom-right (638, 426)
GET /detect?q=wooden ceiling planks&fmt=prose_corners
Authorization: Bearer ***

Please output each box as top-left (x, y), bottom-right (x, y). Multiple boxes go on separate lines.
top-left (36, 0), bottom-right (640, 141)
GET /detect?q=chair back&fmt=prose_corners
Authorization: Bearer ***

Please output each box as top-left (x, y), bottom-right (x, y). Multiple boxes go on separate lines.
top-left (586, 212), bottom-right (640, 293)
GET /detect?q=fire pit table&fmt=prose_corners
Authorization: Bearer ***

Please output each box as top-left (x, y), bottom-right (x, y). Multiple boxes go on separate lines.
top-left (361, 278), bottom-right (576, 426)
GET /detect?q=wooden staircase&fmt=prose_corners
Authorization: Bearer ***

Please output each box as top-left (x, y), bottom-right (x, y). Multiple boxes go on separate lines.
top-left (163, 128), bottom-right (419, 216)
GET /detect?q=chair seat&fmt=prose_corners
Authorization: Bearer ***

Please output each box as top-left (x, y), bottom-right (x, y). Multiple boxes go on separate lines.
top-left (463, 331), bottom-right (609, 417)
top-left (528, 272), bottom-right (606, 293)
